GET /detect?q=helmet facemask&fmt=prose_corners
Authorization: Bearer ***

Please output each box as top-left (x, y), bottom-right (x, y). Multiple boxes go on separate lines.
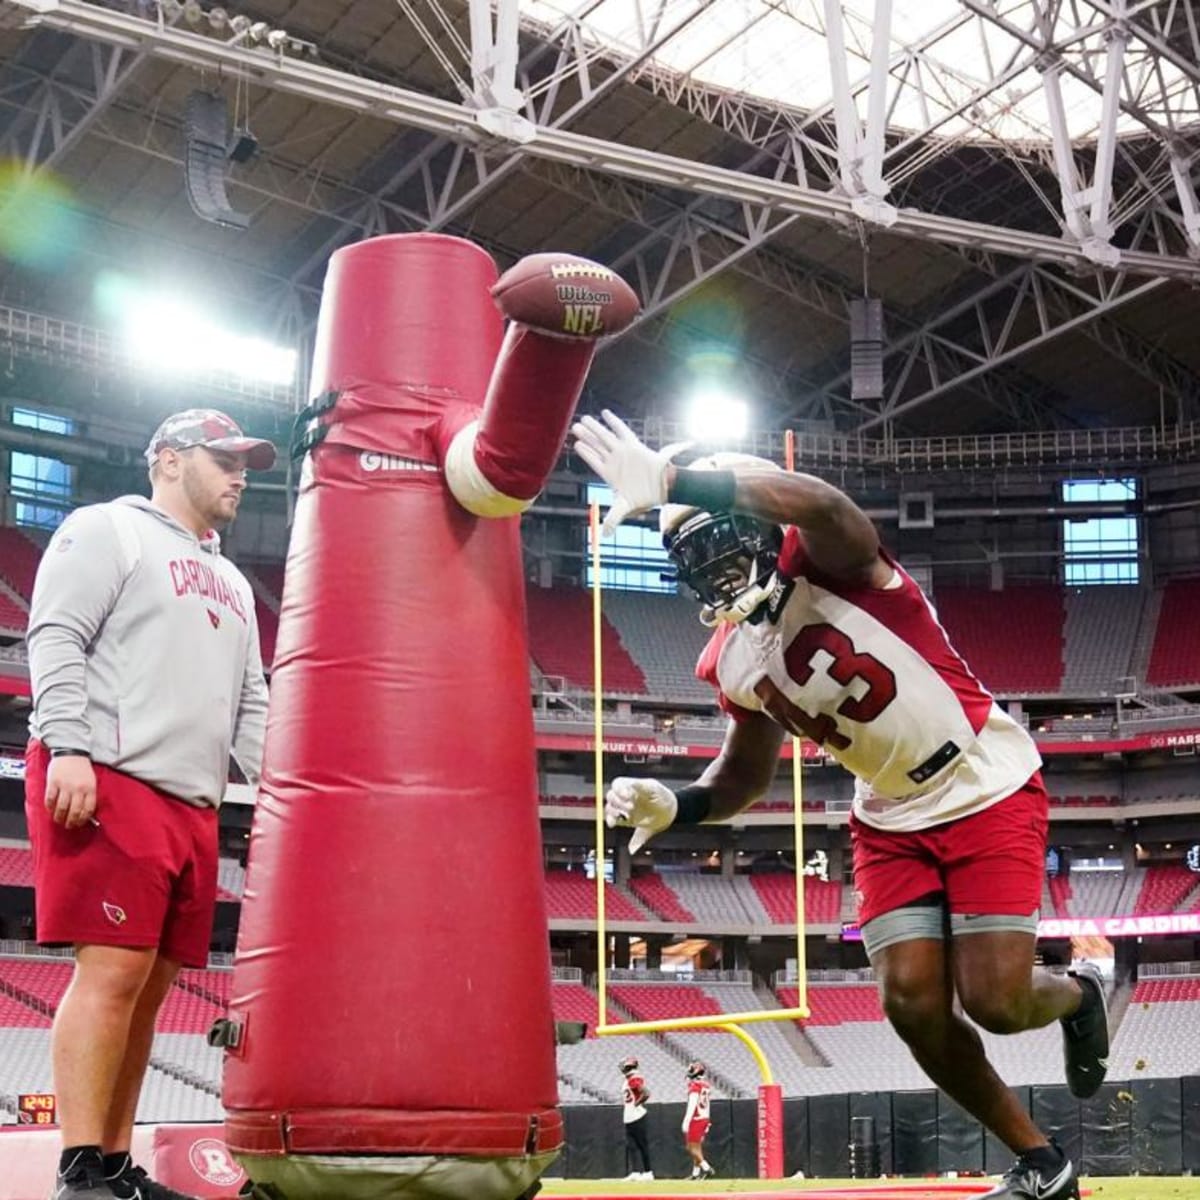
top-left (664, 509), bottom-right (783, 619)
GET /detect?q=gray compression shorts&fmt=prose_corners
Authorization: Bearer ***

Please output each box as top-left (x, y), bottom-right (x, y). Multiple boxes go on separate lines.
top-left (860, 899), bottom-right (1039, 959)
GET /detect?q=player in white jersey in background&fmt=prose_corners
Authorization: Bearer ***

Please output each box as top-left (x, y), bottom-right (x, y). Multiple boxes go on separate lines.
top-left (682, 1061), bottom-right (715, 1180)
top-left (572, 411), bottom-right (1109, 1200)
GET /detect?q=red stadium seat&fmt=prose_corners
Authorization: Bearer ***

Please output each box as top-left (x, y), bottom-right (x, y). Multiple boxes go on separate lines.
top-left (0, 527), bottom-right (45, 604)
top-left (777, 984), bottom-right (884, 1026)
top-left (1133, 865), bottom-right (1200, 915)
top-left (933, 585), bottom-right (1064, 693)
top-left (1146, 580), bottom-right (1200, 687)
top-left (628, 871), bottom-right (695, 922)
top-left (543, 870), bottom-right (645, 921)
top-left (751, 873), bottom-right (842, 925)
top-left (609, 983), bottom-right (723, 1030)
top-left (525, 587), bottom-right (646, 694)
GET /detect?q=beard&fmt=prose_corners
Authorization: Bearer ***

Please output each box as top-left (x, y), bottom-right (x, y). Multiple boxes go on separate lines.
top-left (181, 464), bottom-right (238, 530)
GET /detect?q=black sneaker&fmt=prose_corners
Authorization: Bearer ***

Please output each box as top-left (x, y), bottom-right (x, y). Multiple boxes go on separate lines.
top-left (1061, 961), bottom-right (1109, 1099)
top-left (51, 1158), bottom-right (118, 1200)
top-left (109, 1166), bottom-right (197, 1200)
top-left (981, 1150), bottom-right (1079, 1199)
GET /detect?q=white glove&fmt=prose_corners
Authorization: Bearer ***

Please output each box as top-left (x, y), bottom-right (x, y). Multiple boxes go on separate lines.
top-left (604, 776), bottom-right (678, 853)
top-left (571, 410), bottom-right (673, 535)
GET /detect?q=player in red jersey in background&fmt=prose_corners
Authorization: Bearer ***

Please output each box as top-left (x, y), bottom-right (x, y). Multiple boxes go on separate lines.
top-left (682, 1061), bottom-right (715, 1180)
top-left (572, 411), bottom-right (1109, 1200)
top-left (618, 1056), bottom-right (654, 1180)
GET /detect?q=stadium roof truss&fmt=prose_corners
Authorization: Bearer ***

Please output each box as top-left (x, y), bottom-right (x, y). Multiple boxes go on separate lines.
top-left (0, 0), bottom-right (1198, 436)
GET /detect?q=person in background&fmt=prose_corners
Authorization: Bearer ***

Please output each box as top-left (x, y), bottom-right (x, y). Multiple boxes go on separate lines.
top-left (682, 1060), bottom-right (714, 1180)
top-left (25, 409), bottom-right (274, 1200)
top-left (619, 1056), bottom-right (654, 1181)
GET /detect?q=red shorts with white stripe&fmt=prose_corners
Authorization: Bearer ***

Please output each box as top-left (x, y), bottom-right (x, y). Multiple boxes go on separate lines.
top-left (685, 1119), bottom-right (710, 1145)
top-left (849, 774), bottom-right (1048, 928)
top-left (25, 740), bottom-right (218, 967)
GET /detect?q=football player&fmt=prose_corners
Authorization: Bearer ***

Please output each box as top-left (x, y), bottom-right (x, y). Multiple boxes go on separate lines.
top-left (682, 1061), bottom-right (714, 1180)
top-left (618, 1056), bottom-right (654, 1180)
top-left (572, 411), bottom-right (1108, 1200)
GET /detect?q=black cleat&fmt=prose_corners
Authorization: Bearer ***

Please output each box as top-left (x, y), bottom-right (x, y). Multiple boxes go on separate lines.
top-left (980, 1150), bottom-right (1079, 1199)
top-left (1061, 960), bottom-right (1109, 1099)
top-left (109, 1165), bottom-right (196, 1200)
top-left (51, 1157), bottom-right (118, 1200)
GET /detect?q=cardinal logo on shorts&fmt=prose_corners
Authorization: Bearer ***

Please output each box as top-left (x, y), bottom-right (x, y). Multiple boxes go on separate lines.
top-left (207, 609), bottom-right (220, 629)
top-left (102, 902), bottom-right (127, 926)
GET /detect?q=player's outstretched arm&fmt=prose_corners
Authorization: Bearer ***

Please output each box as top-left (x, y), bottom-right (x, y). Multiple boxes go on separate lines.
top-left (572, 410), bottom-right (888, 586)
top-left (724, 469), bottom-right (889, 588)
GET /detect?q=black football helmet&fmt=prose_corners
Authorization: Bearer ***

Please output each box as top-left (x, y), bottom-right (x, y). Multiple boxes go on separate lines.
top-left (660, 452), bottom-right (784, 622)
top-left (686, 1060), bottom-right (706, 1079)
top-left (619, 1056), bottom-right (639, 1075)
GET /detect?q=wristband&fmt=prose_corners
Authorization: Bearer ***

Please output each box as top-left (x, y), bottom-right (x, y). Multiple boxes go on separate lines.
top-left (50, 747), bottom-right (91, 759)
top-left (674, 785), bottom-right (712, 825)
top-left (667, 468), bottom-right (737, 513)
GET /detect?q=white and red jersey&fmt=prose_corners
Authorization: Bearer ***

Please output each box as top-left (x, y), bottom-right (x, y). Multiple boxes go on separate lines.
top-left (685, 1077), bottom-right (712, 1123)
top-left (697, 530), bottom-right (1041, 833)
top-left (622, 1074), bottom-right (649, 1123)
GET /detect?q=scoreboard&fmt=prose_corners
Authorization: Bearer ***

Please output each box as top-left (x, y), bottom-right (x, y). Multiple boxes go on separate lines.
top-left (17, 1092), bottom-right (56, 1125)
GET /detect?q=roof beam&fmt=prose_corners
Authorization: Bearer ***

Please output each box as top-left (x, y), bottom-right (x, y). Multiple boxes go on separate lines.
top-left (849, 265), bottom-right (1169, 433)
top-left (822, 0), bottom-right (895, 223)
top-left (13, 0), bottom-right (1200, 281)
top-left (0, 38), bottom-right (145, 174)
top-left (284, 0), bottom-right (718, 283)
top-left (529, 159), bottom-right (1075, 430)
top-left (962, 0), bottom-right (1200, 252)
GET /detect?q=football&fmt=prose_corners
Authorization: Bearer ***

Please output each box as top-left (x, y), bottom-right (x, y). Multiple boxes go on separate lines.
top-left (491, 252), bottom-right (641, 340)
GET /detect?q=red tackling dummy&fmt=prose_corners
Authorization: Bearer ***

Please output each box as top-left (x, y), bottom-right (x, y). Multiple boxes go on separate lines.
top-left (222, 234), bottom-right (622, 1200)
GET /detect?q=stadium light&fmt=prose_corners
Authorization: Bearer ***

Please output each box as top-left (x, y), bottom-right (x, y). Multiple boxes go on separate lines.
top-left (684, 386), bottom-right (749, 444)
top-left (103, 278), bottom-right (296, 386)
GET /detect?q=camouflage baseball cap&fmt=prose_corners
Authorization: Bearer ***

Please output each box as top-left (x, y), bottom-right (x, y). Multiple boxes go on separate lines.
top-left (145, 408), bottom-right (276, 471)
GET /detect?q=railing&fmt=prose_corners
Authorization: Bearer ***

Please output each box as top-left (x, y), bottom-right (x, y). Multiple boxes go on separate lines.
top-left (1140, 961), bottom-right (1200, 979)
top-left (605, 968), bottom-right (754, 984)
top-left (0, 941), bottom-right (234, 968)
top-left (636, 416), bottom-right (1200, 472)
top-left (531, 691), bottom-right (1200, 742)
top-left (1118, 704), bottom-right (1200, 729)
top-left (773, 966), bottom-right (875, 986)
top-left (0, 304), bottom-right (298, 410)
top-left (0, 942), bottom-right (72, 960)
top-left (551, 965), bottom-right (584, 982)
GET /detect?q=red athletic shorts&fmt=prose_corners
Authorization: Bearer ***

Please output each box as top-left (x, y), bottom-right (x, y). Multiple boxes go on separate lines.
top-left (685, 1119), bottom-right (710, 1145)
top-left (849, 774), bottom-right (1048, 928)
top-left (25, 740), bottom-right (218, 967)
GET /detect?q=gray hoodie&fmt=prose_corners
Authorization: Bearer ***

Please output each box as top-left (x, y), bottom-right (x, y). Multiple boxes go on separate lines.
top-left (27, 495), bottom-right (268, 807)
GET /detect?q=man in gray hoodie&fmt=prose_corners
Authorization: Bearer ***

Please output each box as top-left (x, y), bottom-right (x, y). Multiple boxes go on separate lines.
top-left (25, 409), bottom-right (275, 1200)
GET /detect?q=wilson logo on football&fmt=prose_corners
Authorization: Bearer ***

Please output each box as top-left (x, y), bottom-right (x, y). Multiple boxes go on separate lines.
top-left (102, 902), bottom-right (127, 926)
